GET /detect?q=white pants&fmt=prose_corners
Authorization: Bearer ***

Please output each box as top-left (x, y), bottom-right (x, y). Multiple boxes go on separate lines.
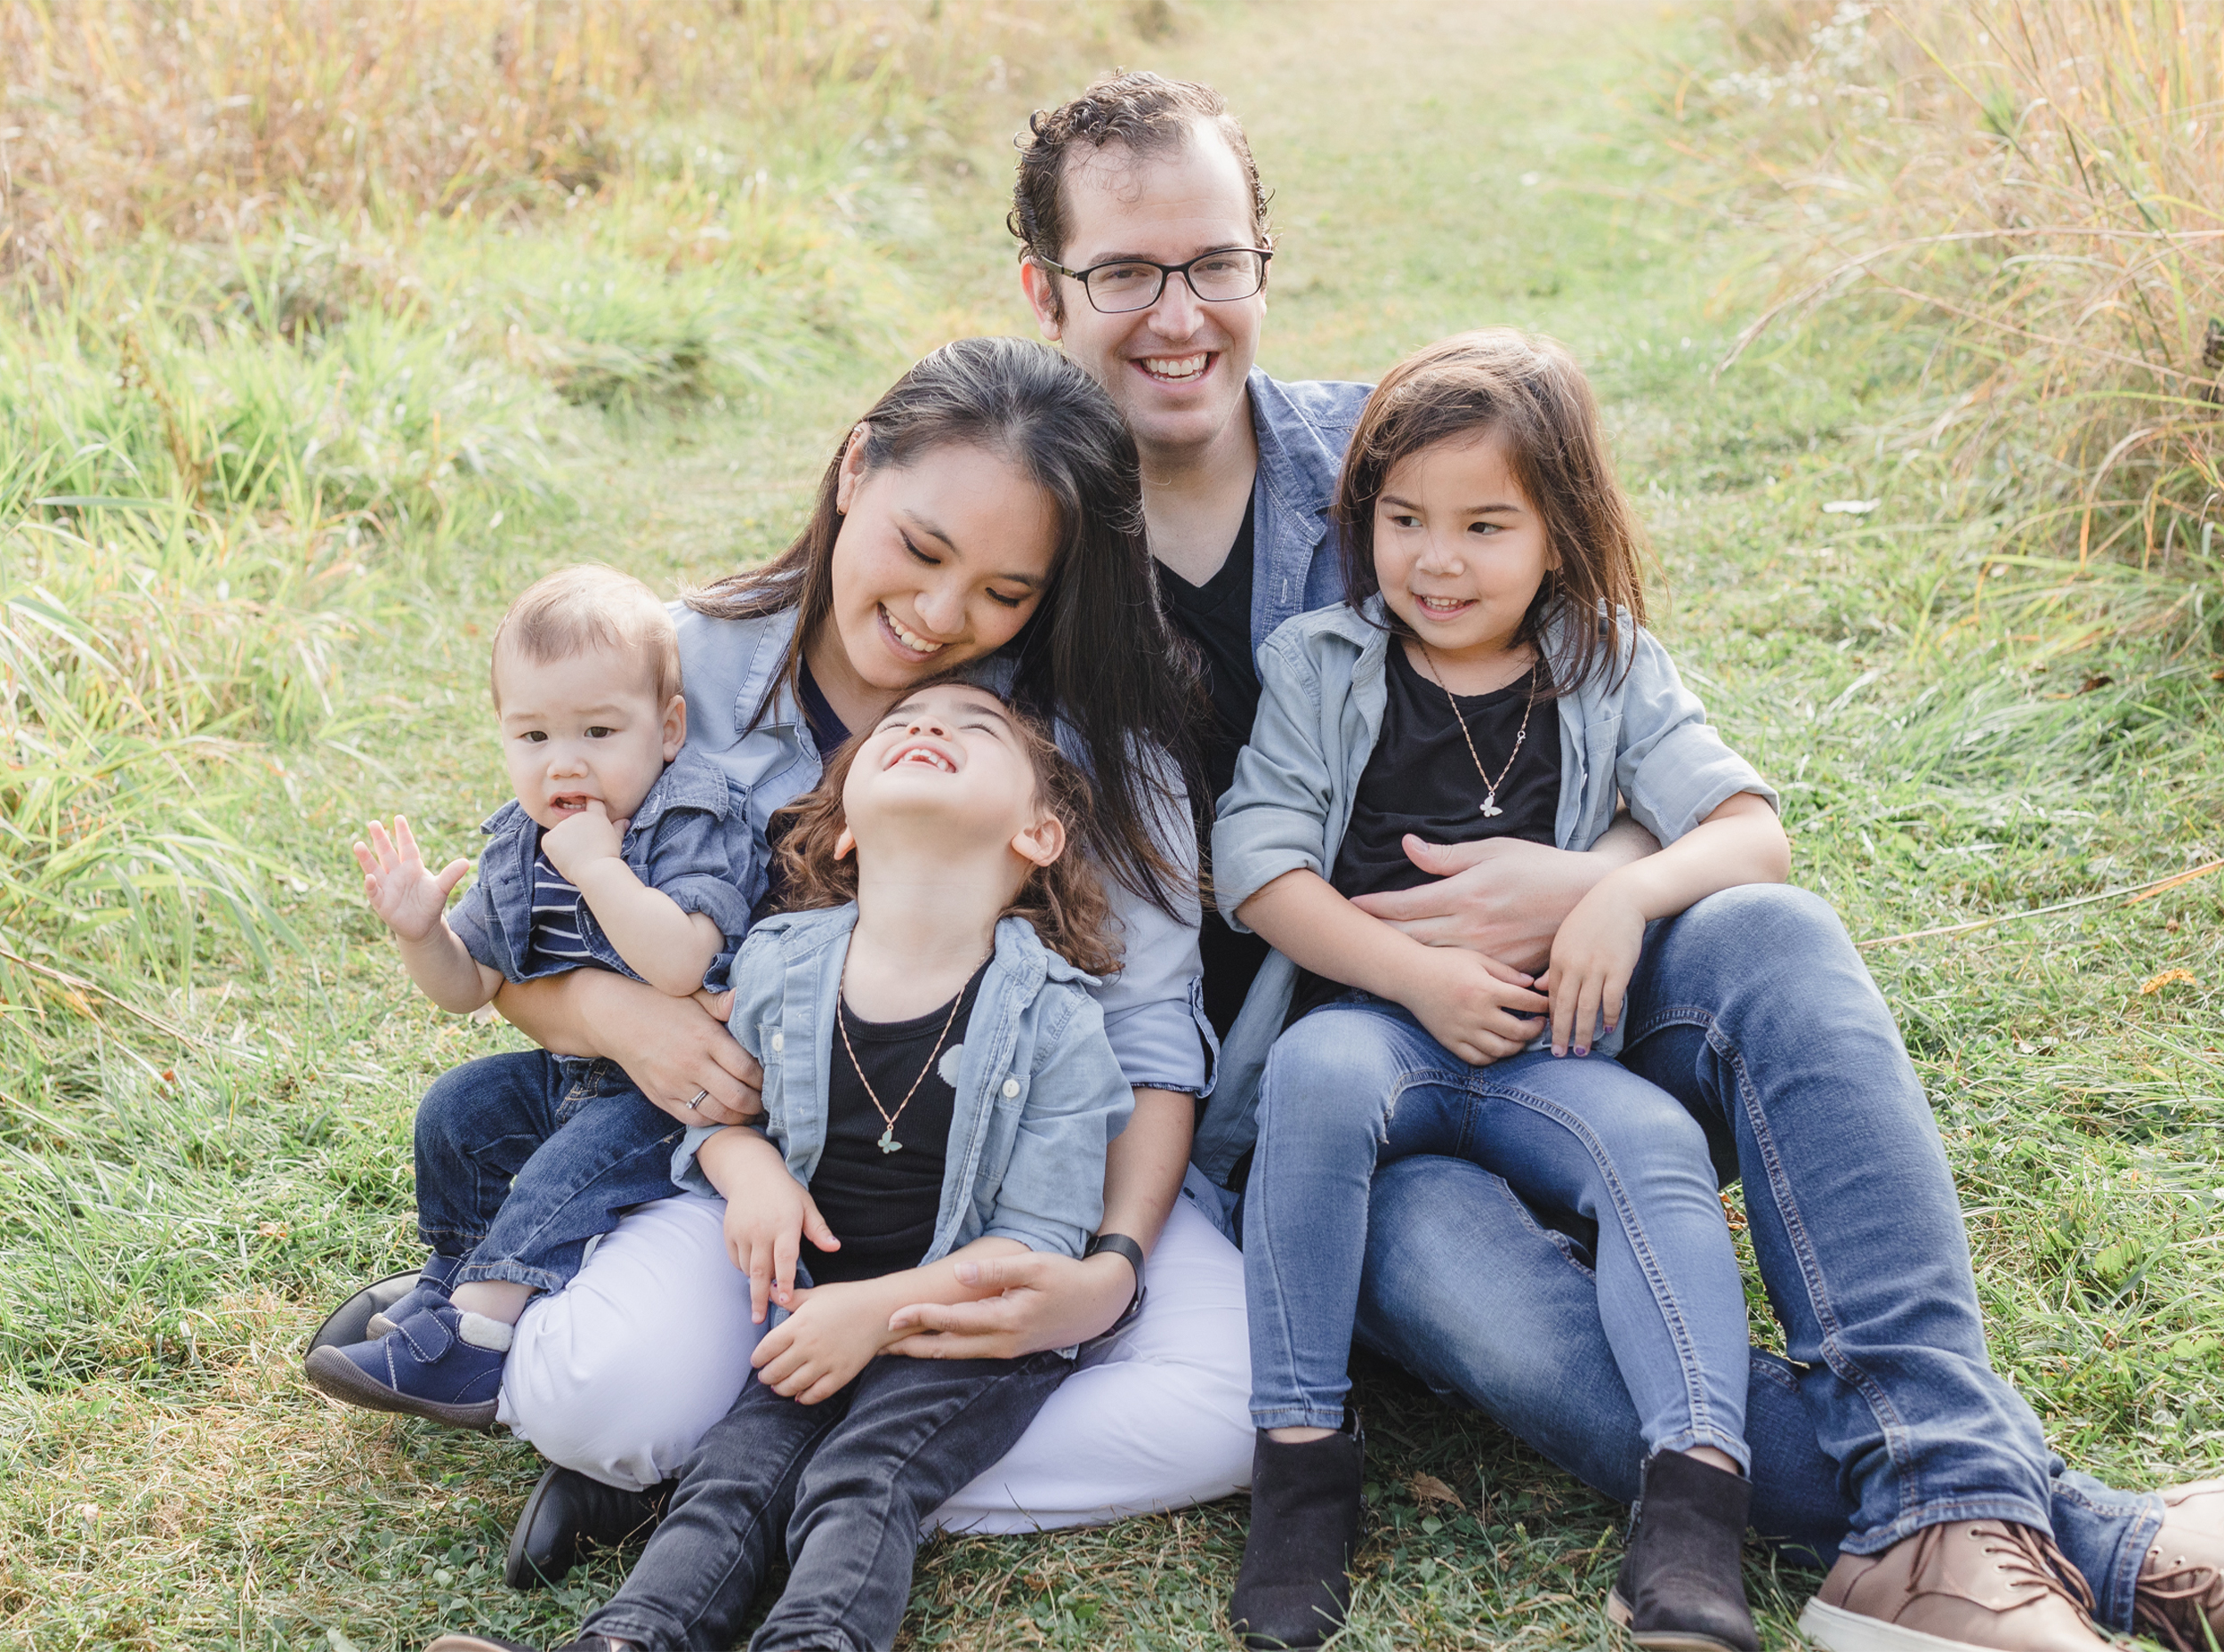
top-left (497, 1187), bottom-right (1254, 1532)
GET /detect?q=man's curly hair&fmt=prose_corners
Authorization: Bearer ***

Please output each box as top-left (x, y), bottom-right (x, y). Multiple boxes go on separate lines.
top-left (1009, 70), bottom-right (1272, 322)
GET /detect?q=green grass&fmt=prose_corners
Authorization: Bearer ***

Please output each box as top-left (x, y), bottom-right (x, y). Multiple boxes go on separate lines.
top-left (2, 0), bottom-right (2220, 1646)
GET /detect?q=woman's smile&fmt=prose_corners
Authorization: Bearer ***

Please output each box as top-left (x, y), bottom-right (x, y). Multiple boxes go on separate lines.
top-left (878, 603), bottom-right (950, 659)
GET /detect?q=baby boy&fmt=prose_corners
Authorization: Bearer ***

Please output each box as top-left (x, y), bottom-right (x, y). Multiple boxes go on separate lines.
top-left (304, 564), bottom-right (754, 1429)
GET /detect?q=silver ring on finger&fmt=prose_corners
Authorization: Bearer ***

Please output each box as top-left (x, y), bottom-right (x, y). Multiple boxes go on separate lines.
top-left (686, 1088), bottom-right (710, 1112)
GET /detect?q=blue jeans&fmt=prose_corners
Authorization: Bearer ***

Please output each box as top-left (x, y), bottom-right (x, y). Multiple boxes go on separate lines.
top-left (1352, 885), bottom-right (2164, 1625)
top-left (1245, 998), bottom-right (1750, 1469)
top-left (413, 1050), bottom-right (688, 1293)
top-left (584, 1350), bottom-right (1069, 1652)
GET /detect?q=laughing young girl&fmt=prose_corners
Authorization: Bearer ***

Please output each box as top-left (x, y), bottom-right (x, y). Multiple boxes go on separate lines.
top-left (425, 677), bottom-right (1136, 1652)
top-left (1210, 330), bottom-right (1790, 1652)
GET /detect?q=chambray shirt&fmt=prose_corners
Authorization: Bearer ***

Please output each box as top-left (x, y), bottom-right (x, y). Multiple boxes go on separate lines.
top-left (1241, 369), bottom-right (1374, 650)
top-left (673, 907), bottom-right (1134, 1266)
top-left (669, 600), bottom-right (1213, 1097)
top-left (1191, 595), bottom-right (1779, 1184)
top-left (449, 744), bottom-right (756, 992)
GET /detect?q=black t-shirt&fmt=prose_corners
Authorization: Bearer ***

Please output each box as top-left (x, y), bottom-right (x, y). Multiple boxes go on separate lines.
top-left (1155, 497), bottom-right (1272, 1041)
top-left (1288, 644), bottom-right (1560, 1022)
top-left (804, 962), bottom-right (987, 1285)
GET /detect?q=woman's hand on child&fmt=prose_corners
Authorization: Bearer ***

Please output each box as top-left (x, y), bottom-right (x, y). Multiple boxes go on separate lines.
top-left (884, 1249), bottom-right (1131, 1359)
top-left (351, 817), bottom-right (470, 943)
top-left (750, 1285), bottom-right (882, 1404)
top-left (541, 802), bottom-right (628, 880)
top-left (1352, 830), bottom-right (1647, 976)
top-left (1542, 888), bottom-right (1646, 1057)
top-left (1401, 947), bottom-right (1549, 1068)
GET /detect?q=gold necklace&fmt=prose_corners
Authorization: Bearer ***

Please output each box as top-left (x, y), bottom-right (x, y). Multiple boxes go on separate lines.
top-left (1414, 643), bottom-right (1536, 818)
top-left (837, 967), bottom-right (975, 1154)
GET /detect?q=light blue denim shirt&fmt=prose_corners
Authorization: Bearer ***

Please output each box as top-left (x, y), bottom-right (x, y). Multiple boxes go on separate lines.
top-left (673, 906), bottom-right (1134, 1265)
top-left (1192, 595), bottom-right (1779, 1184)
top-left (670, 600), bottom-right (1213, 1095)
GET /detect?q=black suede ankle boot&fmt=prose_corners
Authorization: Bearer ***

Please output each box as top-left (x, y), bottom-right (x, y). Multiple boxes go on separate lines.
top-left (1229, 1424), bottom-right (1366, 1650)
top-left (1606, 1451), bottom-right (1759, 1652)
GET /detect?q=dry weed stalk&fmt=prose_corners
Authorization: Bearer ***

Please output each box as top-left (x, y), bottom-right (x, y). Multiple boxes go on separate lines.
top-left (1696, 0), bottom-right (2224, 633)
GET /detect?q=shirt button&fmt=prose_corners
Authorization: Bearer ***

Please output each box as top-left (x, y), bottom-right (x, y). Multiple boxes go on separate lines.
top-left (770, 1033), bottom-right (785, 1053)
top-left (1002, 1077), bottom-right (1020, 1099)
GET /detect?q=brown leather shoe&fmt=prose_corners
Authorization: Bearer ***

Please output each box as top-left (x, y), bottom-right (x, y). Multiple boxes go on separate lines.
top-left (1797, 1520), bottom-right (2115, 1652)
top-left (2135, 1479), bottom-right (2224, 1652)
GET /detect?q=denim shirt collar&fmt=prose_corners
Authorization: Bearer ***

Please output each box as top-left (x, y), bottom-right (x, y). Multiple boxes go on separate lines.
top-left (1245, 368), bottom-right (1369, 649)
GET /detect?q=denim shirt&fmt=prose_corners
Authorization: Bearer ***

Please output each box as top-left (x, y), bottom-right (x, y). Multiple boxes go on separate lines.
top-left (1191, 595), bottom-right (1780, 1183)
top-left (673, 906), bottom-right (1134, 1266)
top-left (1245, 369), bottom-right (1374, 652)
top-left (448, 744), bottom-right (757, 991)
top-left (670, 600), bottom-right (1213, 1096)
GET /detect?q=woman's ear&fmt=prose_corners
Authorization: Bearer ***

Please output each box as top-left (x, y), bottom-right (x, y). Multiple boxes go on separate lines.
top-left (834, 825), bottom-right (857, 861)
top-left (834, 425), bottom-right (870, 514)
top-left (660, 693), bottom-right (688, 762)
top-left (1008, 810), bottom-right (1066, 870)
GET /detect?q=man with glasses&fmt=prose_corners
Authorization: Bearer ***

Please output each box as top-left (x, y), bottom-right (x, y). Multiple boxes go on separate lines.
top-left (1003, 68), bottom-right (2220, 1652)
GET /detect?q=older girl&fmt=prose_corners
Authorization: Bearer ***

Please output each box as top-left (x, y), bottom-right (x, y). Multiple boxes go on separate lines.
top-left (1211, 330), bottom-right (1788, 1651)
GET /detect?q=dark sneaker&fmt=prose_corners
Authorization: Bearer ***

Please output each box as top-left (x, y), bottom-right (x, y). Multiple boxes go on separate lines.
top-left (1604, 1451), bottom-right (1759, 1652)
top-left (2135, 1479), bottom-right (2224, 1652)
top-left (368, 1254), bottom-right (465, 1338)
top-left (1229, 1424), bottom-right (1366, 1649)
top-left (303, 1302), bottom-right (509, 1430)
top-left (1798, 1520), bottom-right (2113, 1652)
top-left (505, 1465), bottom-right (675, 1589)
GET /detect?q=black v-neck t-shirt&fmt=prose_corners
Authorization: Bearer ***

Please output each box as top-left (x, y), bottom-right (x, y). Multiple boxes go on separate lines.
top-left (1155, 497), bottom-right (1272, 1041)
top-left (1287, 645), bottom-right (1561, 1023)
top-left (805, 962), bottom-right (987, 1285)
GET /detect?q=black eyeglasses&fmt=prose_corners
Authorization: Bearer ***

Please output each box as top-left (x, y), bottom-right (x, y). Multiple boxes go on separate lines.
top-left (1035, 247), bottom-right (1274, 315)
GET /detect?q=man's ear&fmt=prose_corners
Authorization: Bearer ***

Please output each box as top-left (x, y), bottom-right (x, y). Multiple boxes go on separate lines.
top-left (834, 425), bottom-right (869, 514)
top-left (660, 693), bottom-right (688, 762)
top-left (1019, 259), bottom-right (1065, 342)
top-left (834, 825), bottom-right (857, 861)
top-left (1009, 811), bottom-right (1066, 869)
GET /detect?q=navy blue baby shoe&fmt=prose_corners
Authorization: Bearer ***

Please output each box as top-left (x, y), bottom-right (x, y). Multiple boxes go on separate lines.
top-left (303, 1301), bottom-right (510, 1430)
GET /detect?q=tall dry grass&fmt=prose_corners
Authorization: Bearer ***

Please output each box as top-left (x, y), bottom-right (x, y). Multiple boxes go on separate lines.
top-left (1, 0), bottom-right (1156, 280)
top-left (1680, 0), bottom-right (2224, 647)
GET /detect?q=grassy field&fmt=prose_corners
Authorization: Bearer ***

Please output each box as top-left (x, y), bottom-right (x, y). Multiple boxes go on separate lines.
top-left (2, 0), bottom-right (2220, 1647)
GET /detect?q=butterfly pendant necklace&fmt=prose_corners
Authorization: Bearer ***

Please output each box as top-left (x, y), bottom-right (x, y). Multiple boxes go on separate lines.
top-left (838, 966), bottom-right (975, 1153)
top-left (1414, 643), bottom-right (1536, 818)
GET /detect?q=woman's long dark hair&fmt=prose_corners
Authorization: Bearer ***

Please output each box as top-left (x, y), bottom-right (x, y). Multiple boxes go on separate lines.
top-left (688, 336), bottom-right (1205, 917)
top-left (1337, 328), bottom-right (1651, 696)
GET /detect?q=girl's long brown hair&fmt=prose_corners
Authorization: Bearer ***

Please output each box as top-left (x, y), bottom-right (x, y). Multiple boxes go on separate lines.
top-left (1337, 328), bottom-right (1651, 696)
top-left (768, 683), bottom-right (1123, 979)
top-left (686, 335), bottom-right (1204, 923)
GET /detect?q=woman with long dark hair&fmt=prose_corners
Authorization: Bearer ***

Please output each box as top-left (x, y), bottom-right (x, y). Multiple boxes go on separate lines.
top-left (329, 337), bottom-right (1257, 1577)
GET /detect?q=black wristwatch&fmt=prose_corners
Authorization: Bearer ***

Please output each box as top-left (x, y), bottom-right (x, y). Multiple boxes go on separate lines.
top-left (1085, 1231), bottom-right (1147, 1334)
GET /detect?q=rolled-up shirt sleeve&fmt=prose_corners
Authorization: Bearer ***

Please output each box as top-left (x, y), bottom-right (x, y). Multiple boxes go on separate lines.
top-left (1614, 627), bottom-right (1779, 847)
top-left (447, 882), bottom-right (504, 976)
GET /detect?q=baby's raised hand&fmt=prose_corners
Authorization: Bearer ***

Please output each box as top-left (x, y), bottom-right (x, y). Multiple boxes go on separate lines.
top-left (1543, 887), bottom-right (1648, 1057)
top-left (1404, 947), bottom-right (1549, 1067)
top-left (351, 817), bottom-right (470, 943)
top-left (540, 801), bottom-right (626, 881)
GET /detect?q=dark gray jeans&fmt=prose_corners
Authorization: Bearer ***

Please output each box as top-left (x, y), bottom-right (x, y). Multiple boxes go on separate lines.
top-left (583, 1349), bottom-right (1069, 1652)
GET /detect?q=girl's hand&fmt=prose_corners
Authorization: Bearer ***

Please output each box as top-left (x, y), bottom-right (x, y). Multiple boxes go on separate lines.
top-left (750, 1285), bottom-right (882, 1404)
top-left (1400, 947), bottom-right (1549, 1067)
top-left (351, 816), bottom-right (470, 943)
top-left (1543, 887), bottom-right (1647, 1057)
top-left (703, 1132), bottom-right (840, 1323)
